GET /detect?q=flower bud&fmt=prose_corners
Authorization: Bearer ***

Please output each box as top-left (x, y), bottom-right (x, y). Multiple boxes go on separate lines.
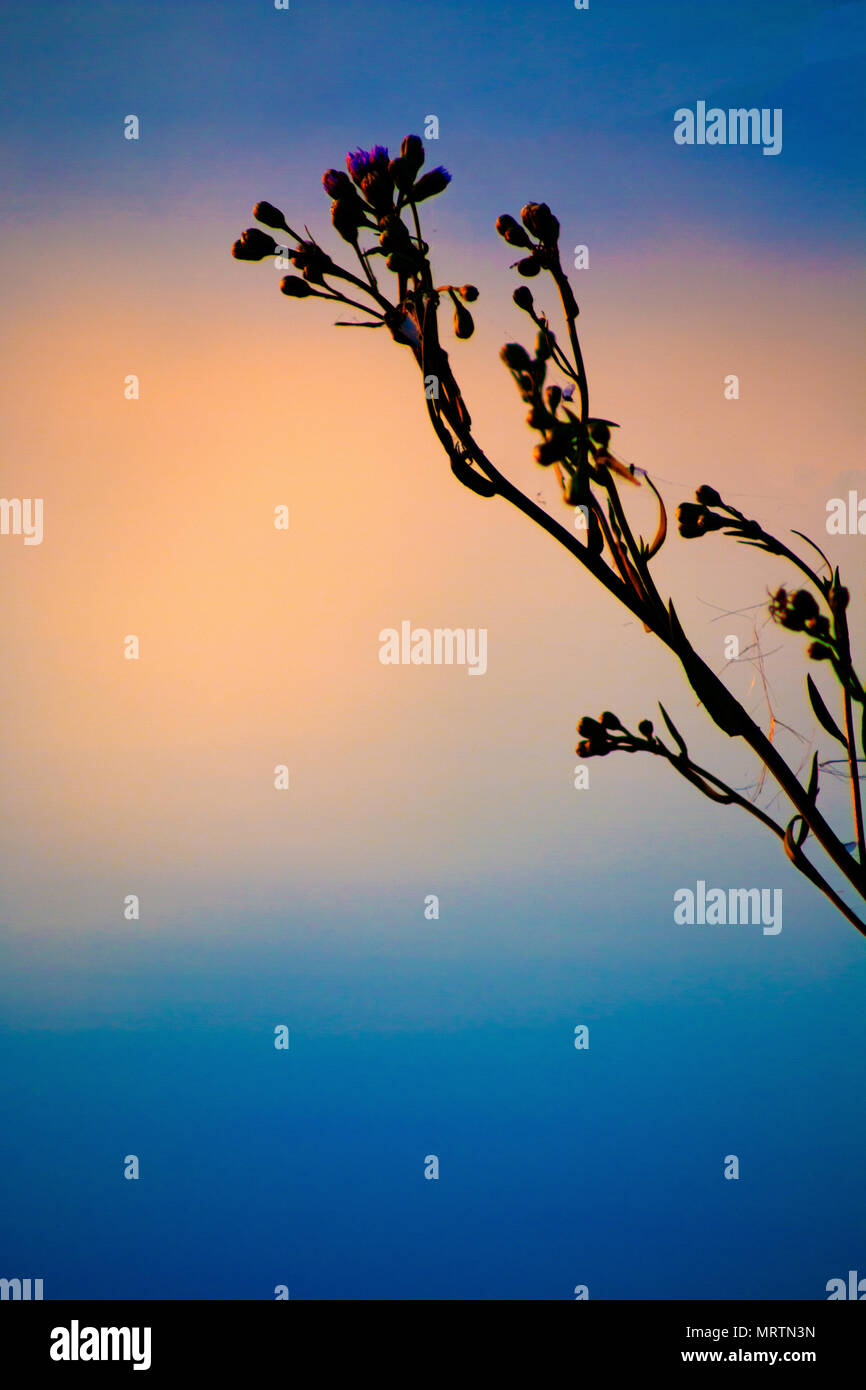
top-left (322, 170), bottom-right (353, 199)
top-left (544, 385), bottom-right (562, 413)
top-left (280, 276), bottom-right (316, 297)
top-left (520, 202), bottom-right (559, 244)
top-left (793, 590), bottom-right (820, 622)
top-left (512, 285), bottom-right (534, 312)
top-left (453, 301), bottom-right (474, 339)
top-left (534, 438), bottom-right (566, 467)
top-left (232, 228), bottom-right (278, 260)
top-left (400, 134), bottom-right (425, 179)
top-left (332, 198), bottom-right (364, 243)
top-left (804, 613), bottom-right (830, 638)
top-left (577, 716), bottom-right (603, 738)
top-left (458, 285), bottom-right (479, 302)
top-left (410, 167), bottom-right (451, 201)
top-left (834, 585), bottom-right (850, 611)
top-left (496, 214), bottom-right (533, 248)
top-left (516, 372), bottom-right (535, 400)
top-left (599, 711), bottom-right (622, 730)
top-left (360, 168), bottom-right (395, 214)
top-left (526, 405), bottom-right (552, 430)
top-left (638, 719), bottom-right (654, 738)
top-left (253, 201), bottom-right (290, 232)
top-left (389, 137), bottom-right (425, 193)
top-left (807, 642), bottom-right (833, 661)
top-left (500, 343), bottom-right (532, 372)
top-left (769, 587), bottom-right (824, 632)
top-left (289, 241), bottom-right (332, 285)
top-left (516, 254), bottom-right (541, 277)
top-left (695, 484), bottom-right (722, 507)
top-left (575, 715), bottom-right (611, 754)
top-left (676, 502), bottom-right (726, 538)
top-left (386, 250), bottom-right (417, 274)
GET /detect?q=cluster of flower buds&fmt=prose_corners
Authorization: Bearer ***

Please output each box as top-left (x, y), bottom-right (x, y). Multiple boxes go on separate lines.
top-left (500, 335), bottom-right (578, 468)
top-left (576, 711), bottom-right (671, 760)
top-left (677, 486), bottom-right (766, 541)
top-left (575, 710), bottom-right (627, 757)
top-left (769, 586), bottom-right (834, 660)
top-left (232, 215), bottom-right (337, 287)
top-left (233, 136), bottom-right (480, 361)
top-left (769, 586), bottom-right (821, 631)
top-left (676, 495), bottom-right (730, 539)
top-left (496, 203), bottom-right (560, 277)
top-left (321, 137), bottom-right (451, 248)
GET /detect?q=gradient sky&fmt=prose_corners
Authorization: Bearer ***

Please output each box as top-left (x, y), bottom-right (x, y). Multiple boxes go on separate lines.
top-left (1, 0), bottom-right (864, 1300)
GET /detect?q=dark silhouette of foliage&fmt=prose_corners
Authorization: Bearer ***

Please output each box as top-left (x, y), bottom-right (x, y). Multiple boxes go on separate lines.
top-left (233, 136), bottom-right (866, 936)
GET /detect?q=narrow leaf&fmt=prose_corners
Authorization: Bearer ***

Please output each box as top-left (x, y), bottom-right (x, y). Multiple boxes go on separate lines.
top-left (643, 474), bottom-right (667, 560)
top-left (791, 529), bottom-right (832, 572)
top-left (806, 750), bottom-right (820, 804)
top-left (658, 702), bottom-right (688, 758)
top-left (806, 674), bottom-right (848, 748)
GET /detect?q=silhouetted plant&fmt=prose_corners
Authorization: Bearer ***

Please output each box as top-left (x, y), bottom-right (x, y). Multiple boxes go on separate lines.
top-left (233, 135), bottom-right (866, 937)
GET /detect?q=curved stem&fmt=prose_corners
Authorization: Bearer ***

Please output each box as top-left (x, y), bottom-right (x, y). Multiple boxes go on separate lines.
top-left (659, 631), bottom-right (866, 900)
top-left (659, 748), bottom-right (866, 935)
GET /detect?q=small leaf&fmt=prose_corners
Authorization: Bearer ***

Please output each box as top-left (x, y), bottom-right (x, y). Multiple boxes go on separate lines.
top-left (644, 474), bottom-right (667, 560)
top-left (658, 702), bottom-right (688, 758)
top-left (806, 750), bottom-right (820, 804)
top-left (736, 538), bottom-right (775, 552)
top-left (806, 674), bottom-right (848, 748)
top-left (791, 529), bottom-right (832, 573)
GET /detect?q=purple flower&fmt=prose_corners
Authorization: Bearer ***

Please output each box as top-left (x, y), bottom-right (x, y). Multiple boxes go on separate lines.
top-left (410, 167), bottom-right (451, 202)
top-left (346, 145), bottom-right (390, 185)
